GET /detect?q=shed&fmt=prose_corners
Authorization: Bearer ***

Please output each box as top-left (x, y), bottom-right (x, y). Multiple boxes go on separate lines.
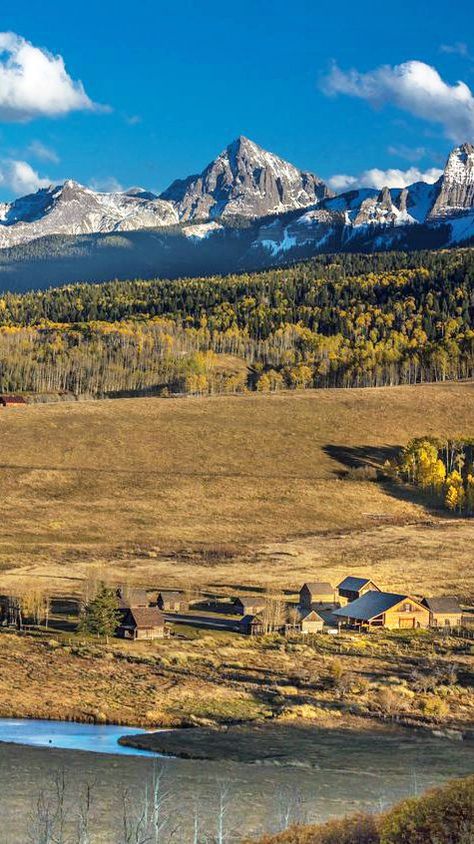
top-left (333, 592), bottom-right (430, 630)
top-left (300, 609), bottom-right (325, 634)
top-left (0, 395), bottom-right (27, 407)
top-left (234, 597), bottom-right (266, 616)
top-left (116, 607), bottom-right (165, 640)
top-left (299, 582), bottom-right (334, 610)
top-left (422, 596), bottom-right (462, 628)
top-left (156, 590), bottom-right (188, 613)
top-left (240, 614), bottom-right (264, 636)
top-left (337, 576), bottom-right (380, 605)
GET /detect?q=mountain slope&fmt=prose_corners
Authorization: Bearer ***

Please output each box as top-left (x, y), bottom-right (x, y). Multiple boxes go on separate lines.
top-left (160, 135), bottom-right (332, 220)
top-left (0, 180), bottom-right (178, 248)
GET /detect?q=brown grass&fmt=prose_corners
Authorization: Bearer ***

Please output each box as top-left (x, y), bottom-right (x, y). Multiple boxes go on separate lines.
top-left (0, 382), bottom-right (473, 597)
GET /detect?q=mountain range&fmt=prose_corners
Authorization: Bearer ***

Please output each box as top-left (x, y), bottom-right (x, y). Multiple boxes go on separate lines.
top-left (0, 137), bottom-right (473, 291)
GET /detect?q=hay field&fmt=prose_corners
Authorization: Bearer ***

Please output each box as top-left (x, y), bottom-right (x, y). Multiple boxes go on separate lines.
top-left (0, 382), bottom-right (473, 597)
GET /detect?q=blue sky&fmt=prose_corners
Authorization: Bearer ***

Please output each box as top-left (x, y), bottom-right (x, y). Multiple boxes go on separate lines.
top-left (0, 0), bottom-right (473, 198)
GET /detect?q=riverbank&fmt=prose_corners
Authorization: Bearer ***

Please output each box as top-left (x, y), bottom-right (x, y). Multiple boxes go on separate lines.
top-left (0, 627), bottom-right (472, 735)
top-left (119, 719), bottom-right (474, 765)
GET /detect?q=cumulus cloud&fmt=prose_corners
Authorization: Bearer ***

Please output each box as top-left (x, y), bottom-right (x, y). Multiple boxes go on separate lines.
top-left (27, 140), bottom-right (60, 163)
top-left (321, 60), bottom-right (474, 142)
top-left (327, 166), bottom-right (443, 192)
top-left (0, 31), bottom-right (106, 121)
top-left (0, 159), bottom-right (51, 194)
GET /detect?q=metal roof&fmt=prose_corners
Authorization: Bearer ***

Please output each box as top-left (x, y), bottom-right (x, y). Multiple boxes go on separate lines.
top-left (337, 576), bottom-right (374, 592)
top-left (333, 591), bottom-right (411, 621)
top-left (157, 591), bottom-right (184, 601)
top-left (423, 596), bottom-right (462, 614)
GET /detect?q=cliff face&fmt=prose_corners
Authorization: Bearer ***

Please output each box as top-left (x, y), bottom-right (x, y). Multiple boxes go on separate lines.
top-left (428, 143), bottom-right (474, 219)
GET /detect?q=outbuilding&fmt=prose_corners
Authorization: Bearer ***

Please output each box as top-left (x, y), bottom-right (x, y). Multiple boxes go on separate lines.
top-left (0, 395), bottom-right (27, 407)
top-left (299, 582), bottom-right (334, 610)
top-left (300, 609), bottom-right (325, 634)
top-left (337, 576), bottom-right (380, 606)
top-left (333, 592), bottom-right (430, 630)
top-left (234, 597), bottom-right (266, 616)
top-left (156, 591), bottom-right (188, 613)
top-left (116, 607), bottom-right (166, 640)
top-left (240, 614), bottom-right (264, 636)
top-left (422, 596), bottom-right (462, 628)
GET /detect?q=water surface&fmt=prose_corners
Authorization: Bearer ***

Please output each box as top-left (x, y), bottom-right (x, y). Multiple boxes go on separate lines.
top-left (0, 718), bottom-right (159, 756)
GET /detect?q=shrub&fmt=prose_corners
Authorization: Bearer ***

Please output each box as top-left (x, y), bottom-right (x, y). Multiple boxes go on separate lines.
top-left (346, 465), bottom-right (378, 482)
top-left (379, 775), bottom-right (474, 844)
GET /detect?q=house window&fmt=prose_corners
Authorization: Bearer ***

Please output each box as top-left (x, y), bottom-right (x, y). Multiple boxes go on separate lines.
top-left (403, 603), bottom-right (412, 612)
top-left (444, 619), bottom-right (451, 627)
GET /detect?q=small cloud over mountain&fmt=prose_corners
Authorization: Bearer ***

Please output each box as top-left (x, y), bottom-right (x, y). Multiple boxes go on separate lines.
top-left (0, 31), bottom-right (109, 122)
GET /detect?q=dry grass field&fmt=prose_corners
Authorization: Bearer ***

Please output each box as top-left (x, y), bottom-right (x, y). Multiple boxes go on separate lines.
top-left (0, 381), bottom-right (473, 598)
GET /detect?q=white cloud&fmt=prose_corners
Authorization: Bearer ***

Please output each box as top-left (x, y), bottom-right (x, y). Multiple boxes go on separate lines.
top-left (0, 31), bottom-right (106, 121)
top-left (0, 159), bottom-right (51, 194)
top-left (27, 140), bottom-right (60, 164)
top-left (327, 166), bottom-right (443, 192)
top-left (440, 42), bottom-right (469, 57)
top-left (89, 176), bottom-right (124, 193)
top-left (322, 60), bottom-right (474, 142)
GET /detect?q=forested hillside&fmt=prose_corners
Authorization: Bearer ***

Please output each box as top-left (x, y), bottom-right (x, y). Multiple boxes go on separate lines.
top-left (0, 249), bottom-right (473, 396)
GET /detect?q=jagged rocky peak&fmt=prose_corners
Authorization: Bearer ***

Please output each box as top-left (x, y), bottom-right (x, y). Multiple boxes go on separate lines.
top-left (429, 142), bottom-right (474, 218)
top-left (160, 135), bottom-right (333, 221)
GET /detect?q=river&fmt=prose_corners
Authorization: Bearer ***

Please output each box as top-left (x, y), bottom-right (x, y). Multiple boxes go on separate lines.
top-left (0, 719), bottom-right (472, 843)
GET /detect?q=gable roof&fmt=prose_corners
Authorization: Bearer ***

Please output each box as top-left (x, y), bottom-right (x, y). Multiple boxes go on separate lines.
top-left (127, 607), bottom-right (165, 628)
top-left (157, 590), bottom-right (184, 601)
top-left (300, 609), bottom-right (325, 623)
top-left (116, 587), bottom-right (149, 609)
top-left (333, 592), bottom-right (420, 621)
top-left (423, 596), bottom-right (462, 614)
top-left (235, 597), bottom-right (265, 608)
top-left (301, 582), bottom-right (334, 594)
top-left (337, 576), bottom-right (376, 592)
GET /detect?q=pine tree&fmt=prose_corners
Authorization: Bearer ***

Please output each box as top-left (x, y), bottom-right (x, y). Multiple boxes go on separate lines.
top-left (80, 583), bottom-right (121, 642)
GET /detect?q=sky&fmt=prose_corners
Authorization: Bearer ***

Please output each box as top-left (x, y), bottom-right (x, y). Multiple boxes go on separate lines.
top-left (0, 0), bottom-right (472, 199)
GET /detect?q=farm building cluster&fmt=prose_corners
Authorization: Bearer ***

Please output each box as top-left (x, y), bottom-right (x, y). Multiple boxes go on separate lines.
top-left (0, 576), bottom-right (468, 642)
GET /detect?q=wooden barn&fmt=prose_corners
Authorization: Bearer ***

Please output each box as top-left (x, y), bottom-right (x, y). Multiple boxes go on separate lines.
top-left (337, 576), bottom-right (380, 606)
top-left (156, 591), bottom-right (188, 612)
top-left (116, 607), bottom-right (165, 640)
top-left (422, 596), bottom-right (462, 628)
top-left (333, 592), bottom-right (430, 630)
top-left (299, 582), bottom-right (334, 610)
top-left (0, 395), bottom-right (27, 407)
top-left (234, 597), bottom-right (266, 616)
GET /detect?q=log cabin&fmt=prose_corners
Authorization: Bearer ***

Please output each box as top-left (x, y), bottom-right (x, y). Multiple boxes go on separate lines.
top-left (240, 614), bottom-right (264, 636)
top-left (333, 592), bottom-right (430, 630)
top-left (116, 607), bottom-right (165, 640)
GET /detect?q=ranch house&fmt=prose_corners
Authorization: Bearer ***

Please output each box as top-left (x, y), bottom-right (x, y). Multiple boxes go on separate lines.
top-left (333, 592), bottom-right (430, 630)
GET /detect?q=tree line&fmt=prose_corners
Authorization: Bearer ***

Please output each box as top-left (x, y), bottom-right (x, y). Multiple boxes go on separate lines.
top-left (0, 248), bottom-right (473, 396)
top-left (396, 437), bottom-right (474, 513)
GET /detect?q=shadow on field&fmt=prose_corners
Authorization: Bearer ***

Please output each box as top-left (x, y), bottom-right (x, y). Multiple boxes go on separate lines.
top-left (324, 443), bottom-right (450, 517)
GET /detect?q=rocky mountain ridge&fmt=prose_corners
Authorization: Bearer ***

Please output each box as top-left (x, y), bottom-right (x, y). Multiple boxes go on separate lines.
top-left (0, 139), bottom-right (473, 279)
